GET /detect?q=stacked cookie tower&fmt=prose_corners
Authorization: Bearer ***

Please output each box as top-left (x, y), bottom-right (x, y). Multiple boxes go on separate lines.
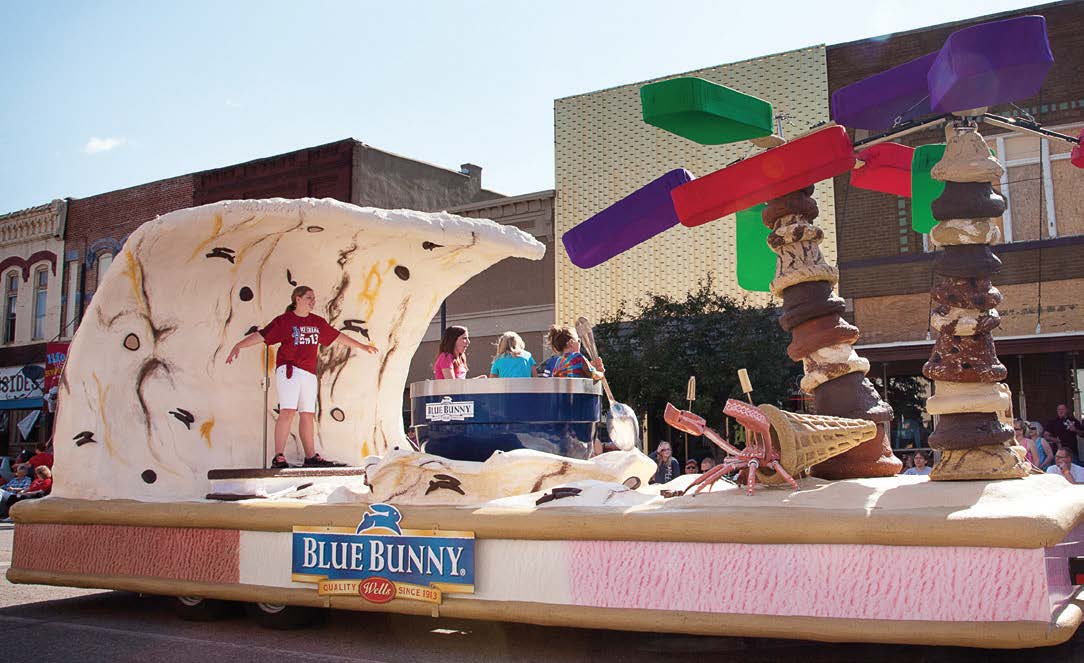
top-left (922, 124), bottom-right (1029, 480)
top-left (764, 186), bottom-right (901, 479)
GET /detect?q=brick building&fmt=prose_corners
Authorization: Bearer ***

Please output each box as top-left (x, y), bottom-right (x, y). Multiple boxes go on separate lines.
top-left (61, 138), bottom-right (505, 331)
top-left (64, 175), bottom-right (196, 327)
top-left (827, 0), bottom-right (1084, 446)
top-left (0, 199), bottom-right (68, 454)
top-left (194, 138), bottom-right (500, 211)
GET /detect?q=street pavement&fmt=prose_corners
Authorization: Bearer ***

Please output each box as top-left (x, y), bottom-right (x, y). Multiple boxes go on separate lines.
top-left (3, 524), bottom-right (1084, 662)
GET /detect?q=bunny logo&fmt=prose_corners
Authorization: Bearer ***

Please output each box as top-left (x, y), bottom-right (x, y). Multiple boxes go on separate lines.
top-left (356, 503), bottom-right (402, 536)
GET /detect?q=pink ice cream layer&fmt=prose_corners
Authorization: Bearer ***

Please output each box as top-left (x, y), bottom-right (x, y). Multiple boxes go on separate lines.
top-left (567, 539), bottom-right (1055, 622)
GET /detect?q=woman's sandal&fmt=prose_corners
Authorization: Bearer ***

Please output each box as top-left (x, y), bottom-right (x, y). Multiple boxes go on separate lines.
top-left (270, 454), bottom-right (290, 469)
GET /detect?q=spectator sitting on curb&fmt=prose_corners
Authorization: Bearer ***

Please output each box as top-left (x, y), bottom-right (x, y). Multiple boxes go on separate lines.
top-left (1, 465), bottom-right (51, 520)
top-left (1, 464), bottom-right (32, 498)
top-left (1046, 448), bottom-right (1084, 484)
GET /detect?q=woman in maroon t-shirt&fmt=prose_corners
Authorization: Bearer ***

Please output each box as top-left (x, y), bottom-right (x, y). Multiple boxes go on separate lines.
top-left (227, 286), bottom-right (378, 468)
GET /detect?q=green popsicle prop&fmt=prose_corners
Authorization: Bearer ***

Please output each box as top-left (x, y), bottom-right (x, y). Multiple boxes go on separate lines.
top-left (736, 203), bottom-right (774, 292)
top-left (911, 144), bottom-right (946, 234)
top-left (641, 77), bottom-right (774, 145)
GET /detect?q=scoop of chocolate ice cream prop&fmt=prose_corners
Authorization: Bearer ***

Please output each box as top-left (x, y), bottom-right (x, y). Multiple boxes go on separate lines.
top-left (575, 317), bottom-right (639, 452)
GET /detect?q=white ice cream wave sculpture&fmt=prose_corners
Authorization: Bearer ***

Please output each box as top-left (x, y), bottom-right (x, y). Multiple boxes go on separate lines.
top-left (55, 198), bottom-right (545, 501)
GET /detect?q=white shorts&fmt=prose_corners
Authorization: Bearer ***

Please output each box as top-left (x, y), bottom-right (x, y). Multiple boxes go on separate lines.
top-left (276, 366), bottom-right (318, 413)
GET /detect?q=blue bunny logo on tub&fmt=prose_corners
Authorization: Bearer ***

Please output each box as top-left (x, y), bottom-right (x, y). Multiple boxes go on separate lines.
top-left (291, 503), bottom-right (475, 603)
top-left (425, 396), bottom-right (475, 422)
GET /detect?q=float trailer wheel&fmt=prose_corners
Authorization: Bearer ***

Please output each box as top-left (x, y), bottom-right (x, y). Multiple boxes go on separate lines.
top-left (174, 596), bottom-right (238, 621)
top-left (245, 602), bottom-right (322, 630)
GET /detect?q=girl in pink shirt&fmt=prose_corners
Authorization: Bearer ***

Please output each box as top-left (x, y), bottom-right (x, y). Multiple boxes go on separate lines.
top-left (434, 326), bottom-right (470, 379)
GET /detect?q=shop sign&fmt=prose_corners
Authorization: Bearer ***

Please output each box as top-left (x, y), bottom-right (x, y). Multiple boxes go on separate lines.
top-left (291, 503), bottom-right (475, 604)
top-left (45, 342), bottom-right (69, 391)
top-left (0, 364), bottom-right (44, 401)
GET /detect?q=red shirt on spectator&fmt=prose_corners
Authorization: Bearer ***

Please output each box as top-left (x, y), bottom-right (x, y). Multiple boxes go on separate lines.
top-left (26, 477), bottom-right (51, 494)
top-left (28, 451), bottom-right (53, 469)
top-left (259, 311), bottom-right (340, 377)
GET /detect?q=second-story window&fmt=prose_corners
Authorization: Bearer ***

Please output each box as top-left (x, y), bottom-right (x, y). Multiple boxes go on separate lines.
top-left (4, 272), bottom-right (18, 344)
top-left (32, 267), bottom-right (48, 340)
top-left (97, 252), bottom-right (113, 283)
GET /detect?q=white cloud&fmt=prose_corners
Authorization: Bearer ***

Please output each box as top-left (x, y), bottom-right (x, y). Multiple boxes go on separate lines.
top-left (225, 99), bottom-right (242, 108)
top-left (83, 137), bottom-right (126, 154)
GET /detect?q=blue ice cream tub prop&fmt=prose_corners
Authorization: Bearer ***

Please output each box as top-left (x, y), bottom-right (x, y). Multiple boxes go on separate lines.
top-left (410, 378), bottom-right (602, 461)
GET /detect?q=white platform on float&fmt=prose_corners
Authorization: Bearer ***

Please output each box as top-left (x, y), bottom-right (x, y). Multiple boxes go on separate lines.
top-left (205, 467), bottom-right (368, 500)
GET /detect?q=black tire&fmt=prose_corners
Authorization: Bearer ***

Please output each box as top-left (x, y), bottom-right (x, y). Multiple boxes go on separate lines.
top-left (245, 602), bottom-right (322, 630)
top-left (174, 596), bottom-right (237, 621)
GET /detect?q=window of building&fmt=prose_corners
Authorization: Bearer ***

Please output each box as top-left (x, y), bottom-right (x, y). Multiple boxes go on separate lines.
top-left (990, 121), bottom-right (1084, 242)
top-left (32, 268), bottom-right (47, 340)
top-left (4, 272), bottom-right (17, 344)
top-left (97, 252), bottom-right (113, 281)
top-left (918, 121), bottom-right (1083, 252)
top-left (63, 260), bottom-right (81, 338)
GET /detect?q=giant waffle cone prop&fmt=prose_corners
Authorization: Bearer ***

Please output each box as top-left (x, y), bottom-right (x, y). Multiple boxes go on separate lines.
top-left (756, 404), bottom-right (877, 484)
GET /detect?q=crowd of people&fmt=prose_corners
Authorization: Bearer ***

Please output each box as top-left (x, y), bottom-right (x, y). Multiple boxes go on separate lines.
top-left (0, 442), bottom-right (54, 521)
top-left (432, 325), bottom-right (605, 382)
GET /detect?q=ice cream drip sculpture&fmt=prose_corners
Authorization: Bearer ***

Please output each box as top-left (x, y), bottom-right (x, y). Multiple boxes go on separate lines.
top-left (921, 123), bottom-right (1027, 480)
top-left (562, 13), bottom-right (1081, 482)
top-left (762, 184), bottom-right (899, 478)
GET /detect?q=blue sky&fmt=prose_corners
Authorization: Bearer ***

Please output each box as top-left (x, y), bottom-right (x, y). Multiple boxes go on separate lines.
top-left (0, 0), bottom-right (1045, 212)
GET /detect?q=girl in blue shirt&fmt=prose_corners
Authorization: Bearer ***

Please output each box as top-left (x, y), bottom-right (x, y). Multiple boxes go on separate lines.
top-left (489, 331), bottom-right (536, 378)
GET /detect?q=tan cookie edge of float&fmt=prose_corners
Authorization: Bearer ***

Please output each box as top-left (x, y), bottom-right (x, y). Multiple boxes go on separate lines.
top-left (13, 494), bottom-right (1084, 549)
top-left (5, 568), bottom-right (1081, 650)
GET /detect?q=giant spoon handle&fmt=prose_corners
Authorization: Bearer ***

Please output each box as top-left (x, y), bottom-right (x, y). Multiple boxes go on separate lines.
top-left (574, 317), bottom-right (615, 401)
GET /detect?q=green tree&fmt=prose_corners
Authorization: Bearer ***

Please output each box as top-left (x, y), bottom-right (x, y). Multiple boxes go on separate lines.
top-left (593, 278), bottom-right (800, 442)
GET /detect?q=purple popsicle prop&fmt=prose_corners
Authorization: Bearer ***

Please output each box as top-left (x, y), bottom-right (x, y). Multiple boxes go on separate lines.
top-left (830, 52), bottom-right (936, 132)
top-left (562, 168), bottom-right (693, 269)
top-left (928, 15), bottom-right (1053, 114)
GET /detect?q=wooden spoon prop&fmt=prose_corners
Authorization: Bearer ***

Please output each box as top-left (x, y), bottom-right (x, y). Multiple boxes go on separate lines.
top-left (575, 316), bottom-right (639, 452)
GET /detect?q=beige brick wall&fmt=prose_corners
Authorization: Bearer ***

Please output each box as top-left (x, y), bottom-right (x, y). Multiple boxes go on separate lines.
top-left (853, 293), bottom-right (931, 344)
top-left (998, 279), bottom-right (1084, 337)
top-left (852, 277), bottom-right (1084, 344)
top-left (554, 46), bottom-right (832, 323)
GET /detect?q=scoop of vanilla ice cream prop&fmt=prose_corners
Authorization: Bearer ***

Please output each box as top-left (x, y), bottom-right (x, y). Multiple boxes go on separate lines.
top-left (364, 448), bottom-right (657, 505)
top-left (487, 479), bottom-right (663, 508)
top-left (53, 199), bottom-right (545, 501)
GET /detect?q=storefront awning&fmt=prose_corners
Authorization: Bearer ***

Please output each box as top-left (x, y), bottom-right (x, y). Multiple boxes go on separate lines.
top-left (0, 397), bottom-right (43, 410)
top-left (856, 331), bottom-right (1084, 363)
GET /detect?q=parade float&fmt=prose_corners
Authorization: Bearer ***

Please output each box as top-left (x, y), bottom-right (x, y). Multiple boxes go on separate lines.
top-left (9, 14), bottom-right (1084, 648)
